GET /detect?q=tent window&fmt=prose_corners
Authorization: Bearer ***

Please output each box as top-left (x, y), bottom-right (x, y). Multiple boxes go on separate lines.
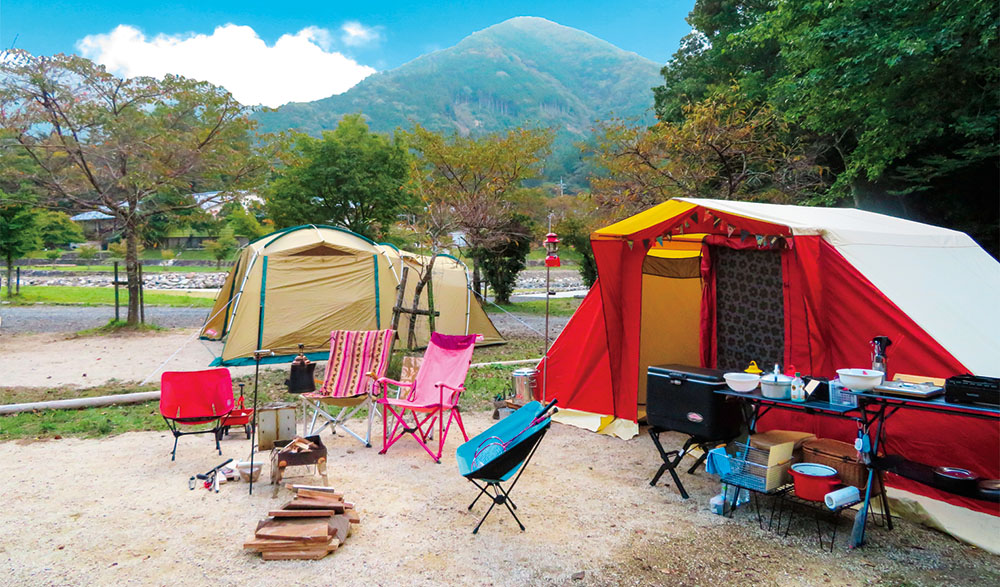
top-left (713, 246), bottom-right (785, 372)
top-left (642, 256), bottom-right (700, 279)
top-left (289, 244), bottom-right (354, 257)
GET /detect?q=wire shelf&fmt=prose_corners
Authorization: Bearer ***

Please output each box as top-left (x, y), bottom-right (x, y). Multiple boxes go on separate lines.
top-left (715, 442), bottom-right (792, 493)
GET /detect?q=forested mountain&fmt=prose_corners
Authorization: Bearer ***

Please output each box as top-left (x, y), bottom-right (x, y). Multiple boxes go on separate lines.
top-left (254, 17), bottom-right (663, 185)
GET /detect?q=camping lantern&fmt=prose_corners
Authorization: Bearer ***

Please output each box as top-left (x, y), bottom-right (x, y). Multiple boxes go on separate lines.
top-left (544, 232), bottom-right (560, 267)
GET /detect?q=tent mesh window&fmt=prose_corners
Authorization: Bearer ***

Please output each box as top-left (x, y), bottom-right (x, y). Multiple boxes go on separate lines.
top-left (713, 246), bottom-right (785, 372)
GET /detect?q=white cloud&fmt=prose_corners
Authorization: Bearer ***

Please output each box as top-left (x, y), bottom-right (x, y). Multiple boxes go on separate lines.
top-left (340, 21), bottom-right (382, 47)
top-left (76, 24), bottom-right (377, 107)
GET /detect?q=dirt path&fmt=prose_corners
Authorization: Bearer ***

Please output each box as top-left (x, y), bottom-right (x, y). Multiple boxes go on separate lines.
top-left (0, 330), bottom-right (263, 388)
top-left (0, 415), bottom-right (994, 586)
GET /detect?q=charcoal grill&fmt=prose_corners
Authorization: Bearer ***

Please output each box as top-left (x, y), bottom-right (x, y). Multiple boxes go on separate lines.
top-left (646, 364), bottom-right (743, 498)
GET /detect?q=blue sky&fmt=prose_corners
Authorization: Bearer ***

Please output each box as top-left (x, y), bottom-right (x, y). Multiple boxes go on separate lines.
top-left (1, 1), bottom-right (696, 106)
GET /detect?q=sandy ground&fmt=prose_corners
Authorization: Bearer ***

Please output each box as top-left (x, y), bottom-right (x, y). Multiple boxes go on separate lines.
top-left (1, 412), bottom-right (997, 586)
top-left (0, 330), bottom-right (266, 388)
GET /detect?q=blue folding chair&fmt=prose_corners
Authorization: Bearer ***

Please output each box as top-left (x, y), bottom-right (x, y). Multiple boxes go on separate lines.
top-left (456, 400), bottom-right (557, 533)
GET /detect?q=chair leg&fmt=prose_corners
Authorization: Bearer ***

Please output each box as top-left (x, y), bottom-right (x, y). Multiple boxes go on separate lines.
top-left (171, 434), bottom-right (179, 461)
top-left (214, 427), bottom-right (222, 455)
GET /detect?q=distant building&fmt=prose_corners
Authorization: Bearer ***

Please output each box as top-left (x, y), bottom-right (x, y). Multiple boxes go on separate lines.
top-left (69, 211), bottom-right (116, 240)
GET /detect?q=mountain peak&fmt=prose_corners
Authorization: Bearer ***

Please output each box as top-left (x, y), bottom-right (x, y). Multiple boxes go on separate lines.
top-left (254, 19), bottom-right (662, 185)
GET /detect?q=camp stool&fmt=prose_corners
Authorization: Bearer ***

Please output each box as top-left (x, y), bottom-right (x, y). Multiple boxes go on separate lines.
top-left (456, 400), bottom-right (557, 533)
top-left (160, 369), bottom-right (236, 461)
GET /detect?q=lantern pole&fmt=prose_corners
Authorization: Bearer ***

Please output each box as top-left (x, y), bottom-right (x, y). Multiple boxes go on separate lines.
top-left (542, 215), bottom-right (560, 403)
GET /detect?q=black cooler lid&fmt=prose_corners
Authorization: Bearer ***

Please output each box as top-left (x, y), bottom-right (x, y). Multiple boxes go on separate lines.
top-left (647, 364), bottom-right (725, 383)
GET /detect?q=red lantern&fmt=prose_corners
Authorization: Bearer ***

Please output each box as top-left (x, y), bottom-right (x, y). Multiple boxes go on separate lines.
top-left (544, 232), bottom-right (560, 267)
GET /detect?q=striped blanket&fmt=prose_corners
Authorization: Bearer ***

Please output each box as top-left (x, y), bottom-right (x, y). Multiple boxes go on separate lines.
top-left (317, 329), bottom-right (395, 398)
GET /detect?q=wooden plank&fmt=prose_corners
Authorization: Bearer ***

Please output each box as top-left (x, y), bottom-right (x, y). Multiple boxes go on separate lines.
top-left (327, 514), bottom-right (352, 545)
top-left (268, 509), bottom-right (336, 518)
top-left (247, 540), bottom-right (338, 553)
top-left (295, 488), bottom-right (345, 500)
top-left (285, 497), bottom-right (346, 512)
top-left (261, 549), bottom-right (330, 560)
top-left (255, 518), bottom-right (331, 542)
top-left (287, 484), bottom-right (338, 494)
top-left (344, 508), bottom-right (360, 524)
top-left (244, 538), bottom-right (335, 551)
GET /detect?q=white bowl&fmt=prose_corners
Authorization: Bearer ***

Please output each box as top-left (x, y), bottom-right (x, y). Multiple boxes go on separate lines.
top-left (724, 372), bottom-right (760, 392)
top-left (836, 368), bottom-right (884, 391)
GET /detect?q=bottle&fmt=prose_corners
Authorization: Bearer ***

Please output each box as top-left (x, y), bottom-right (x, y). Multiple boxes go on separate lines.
top-left (791, 372), bottom-right (805, 402)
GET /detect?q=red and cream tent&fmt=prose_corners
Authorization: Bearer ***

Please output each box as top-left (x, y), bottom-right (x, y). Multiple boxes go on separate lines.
top-left (539, 198), bottom-right (999, 545)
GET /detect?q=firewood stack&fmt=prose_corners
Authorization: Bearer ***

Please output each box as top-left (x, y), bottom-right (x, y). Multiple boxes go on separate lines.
top-left (243, 485), bottom-right (360, 560)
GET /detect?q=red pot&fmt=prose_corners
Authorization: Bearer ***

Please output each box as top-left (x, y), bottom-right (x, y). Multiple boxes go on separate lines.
top-left (790, 463), bottom-right (842, 501)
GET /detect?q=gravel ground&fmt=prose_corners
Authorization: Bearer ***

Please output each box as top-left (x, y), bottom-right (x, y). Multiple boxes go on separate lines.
top-left (1, 416), bottom-right (996, 586)
top-left (0, 304), bottom-right (562, 339)
top-left (0, 305), bottom-right (210, 335)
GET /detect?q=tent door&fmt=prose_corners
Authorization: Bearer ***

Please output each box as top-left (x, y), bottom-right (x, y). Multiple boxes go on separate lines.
top-left (712, 246), bottom-right (785, 372)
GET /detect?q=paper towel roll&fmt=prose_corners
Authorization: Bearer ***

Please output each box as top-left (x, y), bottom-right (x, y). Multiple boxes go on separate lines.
top-left (824, 485), bottom-right (861, 510)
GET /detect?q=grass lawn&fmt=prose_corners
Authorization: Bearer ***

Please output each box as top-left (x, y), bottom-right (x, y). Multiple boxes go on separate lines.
top-left (1, 286), bottom-right (217, 307)
top-left (0, 336), bottom-right (541, 440)
top-left (484, 298), bottom-right (581, 317)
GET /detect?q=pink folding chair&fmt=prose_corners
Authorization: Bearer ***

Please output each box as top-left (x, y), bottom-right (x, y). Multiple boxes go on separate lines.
top-left (160, 368), bottom-right (235, 461)
top-left (376, 333), bottom-right (477, 462)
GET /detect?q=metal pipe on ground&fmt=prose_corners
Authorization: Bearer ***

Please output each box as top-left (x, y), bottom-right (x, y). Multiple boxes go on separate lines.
top-left (470, 358), bottom-right (541, 369)
top-left (0, 357), bottom-right (542, 415)
top-left (0, 391), bottom-right (161, 415)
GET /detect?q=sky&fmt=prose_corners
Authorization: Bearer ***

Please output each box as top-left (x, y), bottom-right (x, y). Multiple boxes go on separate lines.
top-left (1, 1), bottom-right (696, 107)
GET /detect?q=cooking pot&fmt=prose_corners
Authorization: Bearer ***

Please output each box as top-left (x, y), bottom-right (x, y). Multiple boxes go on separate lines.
top-left (760, 373), bottom-right (792, 399)
top-left (934, 467), bottom-right (979, 495)
top-left (790, 463), bottom-right (841, 501)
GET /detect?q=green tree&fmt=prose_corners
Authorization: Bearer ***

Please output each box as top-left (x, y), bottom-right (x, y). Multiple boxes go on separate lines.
top-left (555, 213), bottom-right (598, 288)
top-left (750, 0), bottom-right (999, 225)
top-left (0, 52), bottom-right (269, 325)
top-left (650, 0), bottom-right (999, 255)
top-left (226, 206), bottom-right (268, 239)
top-left (590, 92), bottom-right (824, 218)
top-left (44, 248), bottom-right (62, 266)
top-left (203, 228), bottom-right (238, 268)
top-left (473, 214), bottom-right (534, 305)
top-left (35, 210), bottom-right (85, 248)
top-left (0, 202), bottom-right (39, 298)
top-left (267, 115), bottom-right (412, 239)
top-left (406, 125), bottom-right (553, 295)
top-left (76, 244), bottom-right (99, 269)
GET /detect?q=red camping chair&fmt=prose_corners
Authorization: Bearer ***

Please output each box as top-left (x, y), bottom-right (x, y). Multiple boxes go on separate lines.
top-left (160, 368), bottom-right (235, 461)
top-left (376, 333), bottom-right (477, 462)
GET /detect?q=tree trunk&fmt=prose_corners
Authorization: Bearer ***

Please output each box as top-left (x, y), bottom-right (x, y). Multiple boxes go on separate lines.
top-left (407, 255), bottom-right (437, 350)
top-left (472, 259), bottom-right (482, 298)
top-left (125, 220), bottom-right (141, 326)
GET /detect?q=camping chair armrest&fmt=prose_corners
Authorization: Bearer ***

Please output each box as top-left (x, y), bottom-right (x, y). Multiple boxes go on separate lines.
top-left (375, 377), bottom-right (414, 399)
top-left (437, 382), bottom-right (465, 404)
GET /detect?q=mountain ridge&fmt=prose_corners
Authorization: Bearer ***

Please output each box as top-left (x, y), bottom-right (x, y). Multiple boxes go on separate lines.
top-left (254, 17), bottom-right (663, 183)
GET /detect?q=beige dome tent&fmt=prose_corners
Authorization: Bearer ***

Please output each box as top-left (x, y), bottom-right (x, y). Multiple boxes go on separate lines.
top-left (200, 225), bottom-right (503, 366)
